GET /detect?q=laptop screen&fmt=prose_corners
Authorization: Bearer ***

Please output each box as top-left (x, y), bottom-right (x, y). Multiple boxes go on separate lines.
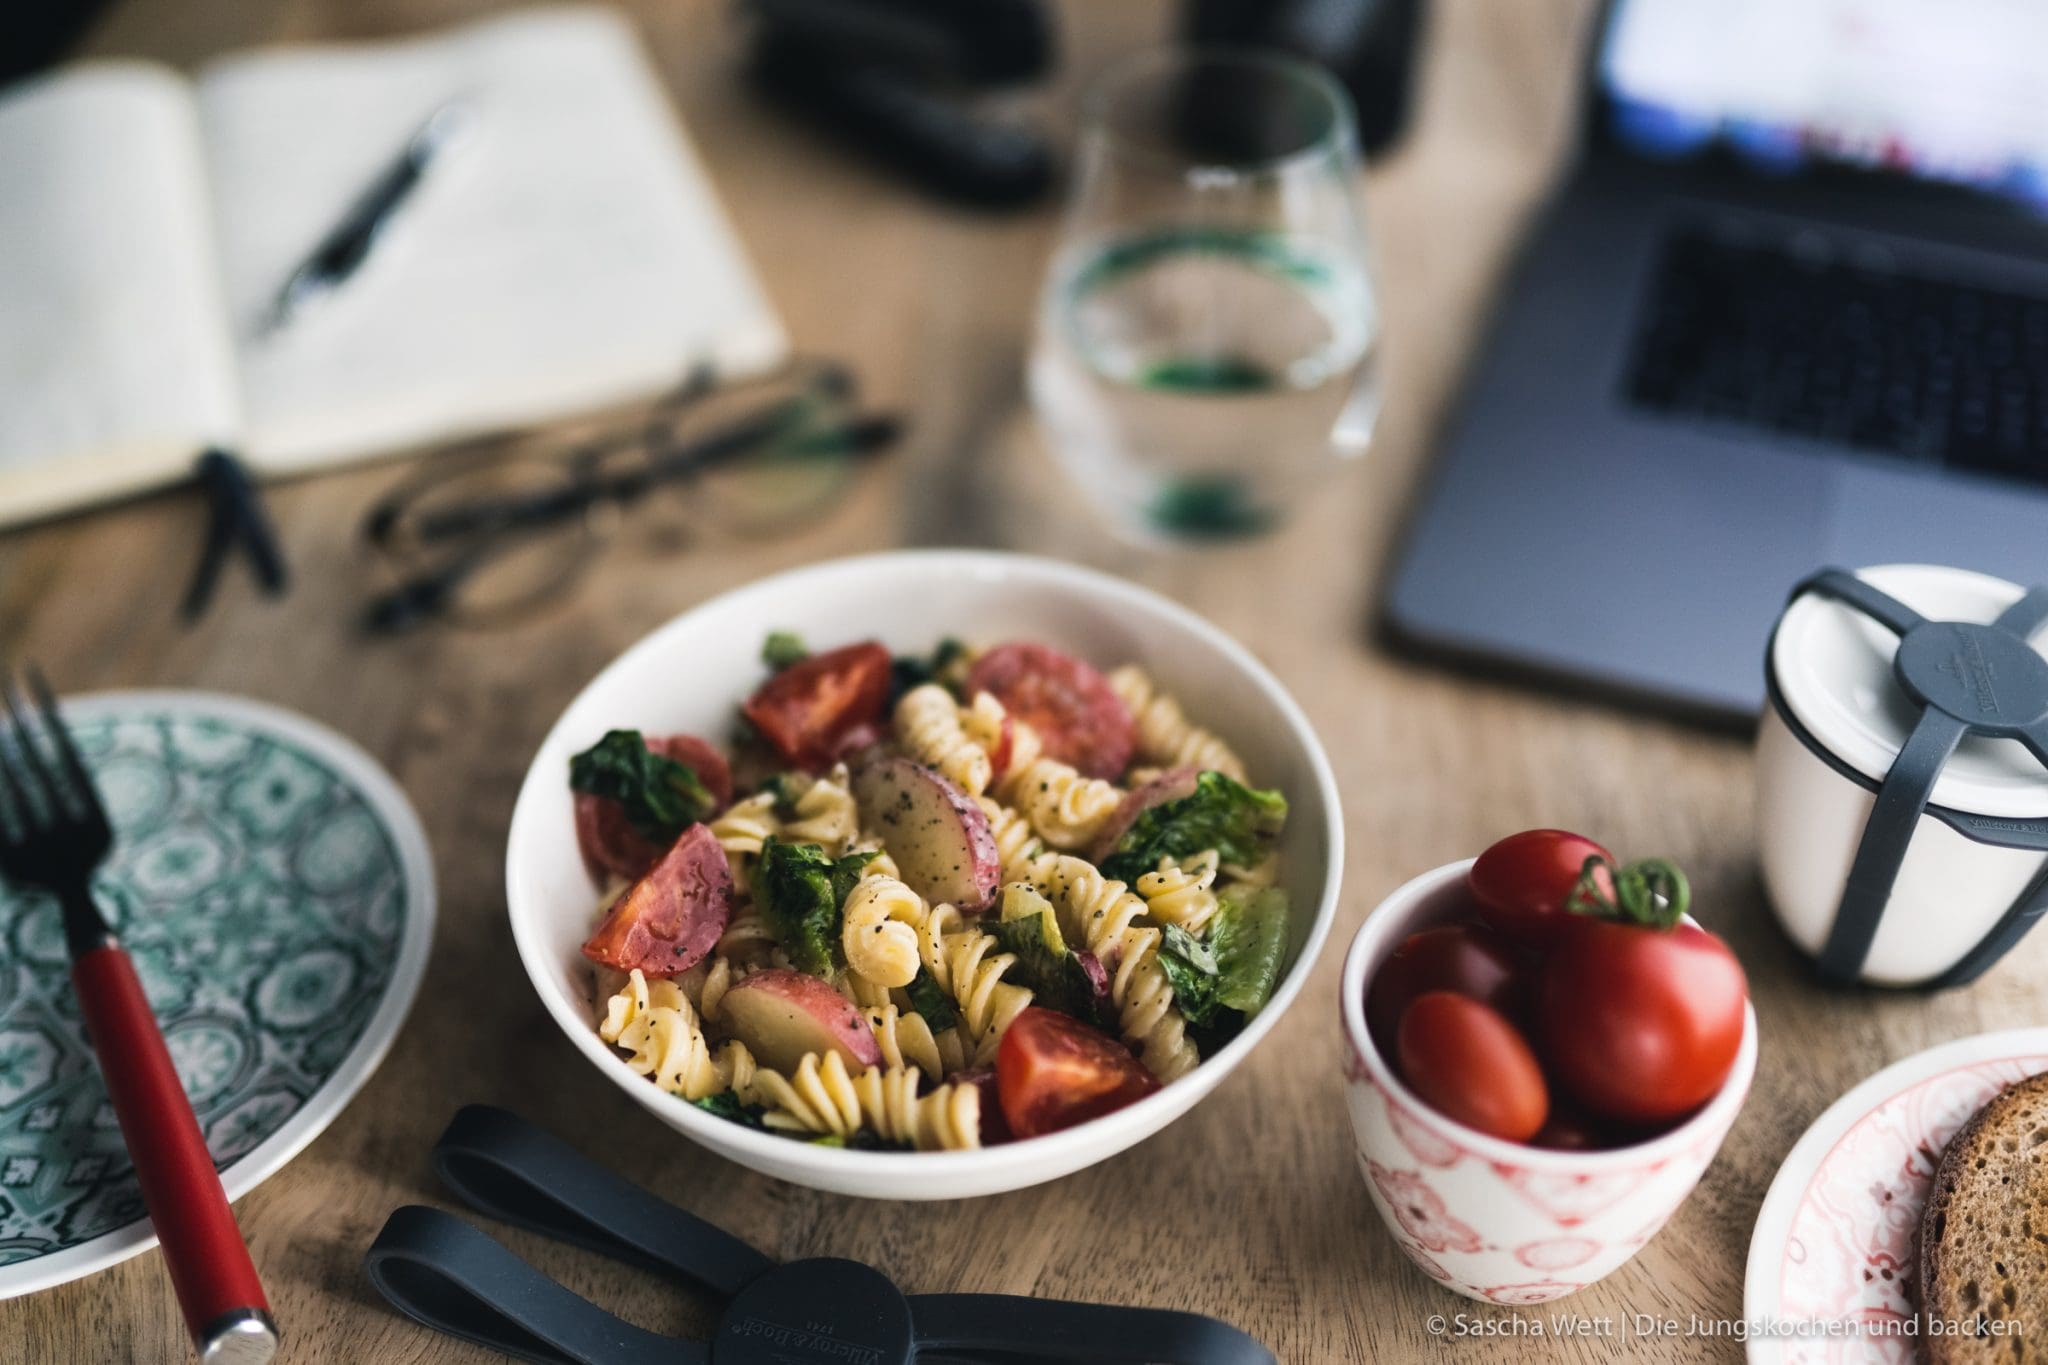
top-left (1597, 0), bottom-right (2048, 211)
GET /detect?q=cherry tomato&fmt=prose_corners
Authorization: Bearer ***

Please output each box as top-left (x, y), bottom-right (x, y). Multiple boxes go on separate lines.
top-left (1537, 919), bottom-right (1747, 1124)
top-left (742, 642), bottom-right (893, 770)
top-left (996, 1007), bottom-right (1158, 1139)
top-left (574, 734), bottom-right (734, 883)
top-left (1365, 924), bottom-right (1525, 1050)
top-left (1396, 992), bottom-right (1548, 1141)
top-left (1469, 829), bottom-right (1614, 945)
top-left (581, 824), bottom-right (735, 976)
top-left (967, 642), bottom-right (1136, 780)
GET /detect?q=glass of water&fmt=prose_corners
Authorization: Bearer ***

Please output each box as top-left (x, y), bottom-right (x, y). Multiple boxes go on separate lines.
top-left (1031, 48), bottom-right (1381, 541)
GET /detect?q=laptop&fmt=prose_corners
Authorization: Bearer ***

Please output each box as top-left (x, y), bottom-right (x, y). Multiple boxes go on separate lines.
top-left (1384, 0), bottom-right (2048, 722)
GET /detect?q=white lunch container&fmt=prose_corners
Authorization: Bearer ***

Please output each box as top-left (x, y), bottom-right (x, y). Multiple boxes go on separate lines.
top-left (1758, 564), bottom-right (2048, 987)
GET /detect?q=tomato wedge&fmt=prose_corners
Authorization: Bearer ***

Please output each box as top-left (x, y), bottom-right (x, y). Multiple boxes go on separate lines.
top-left (996, 1007), bottom-right (1158, 1139)
top-left (581, 824), bottom-right (735, 976)
top-left (967, 642), bottom-right (1135, 780)
top-left (742, 641), bottom-right (893, 770)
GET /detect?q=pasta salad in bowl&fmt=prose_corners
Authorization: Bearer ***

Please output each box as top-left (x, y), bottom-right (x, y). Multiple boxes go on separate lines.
top-left (506, 552), bottom-right (1341, 1199)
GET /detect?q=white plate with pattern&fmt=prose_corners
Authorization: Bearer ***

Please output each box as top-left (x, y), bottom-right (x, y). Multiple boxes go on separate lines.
top-left (1743, 1028), bottom-right (2048, 1362)
top-left (0, 691), bottom-right (435, 1298)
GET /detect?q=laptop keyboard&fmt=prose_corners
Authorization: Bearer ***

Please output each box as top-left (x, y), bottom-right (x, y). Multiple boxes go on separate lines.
top-left (1624, 228), bottom-right (2048, 482)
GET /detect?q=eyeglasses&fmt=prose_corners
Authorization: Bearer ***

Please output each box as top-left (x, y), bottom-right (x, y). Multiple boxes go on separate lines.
top-left (360, 361), bottom-right (898, 632)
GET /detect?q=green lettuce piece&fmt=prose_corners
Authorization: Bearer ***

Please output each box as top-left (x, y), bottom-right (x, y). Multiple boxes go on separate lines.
top-left (762, 630), bottom-right (810, 670)
top-left (568, 729), bottom-right (716, 844)
top-left (690, 1092), bottom-right (766, 1128)
top-left (750, 838), bottom-right (875, 975)
top-left (1101, 771), bottom-right (1288, 885)
top-left (1154, 889), bottom-right (1291, 1028)
top-left (1154, 922), bottom-right (1226, 1028)
top-left (994, 903), bottom-right (1111, 1029)
top-left (1210, 888), bottom-right (1290, 1016)
top-left (905, 967), bottom-right (958, 1033)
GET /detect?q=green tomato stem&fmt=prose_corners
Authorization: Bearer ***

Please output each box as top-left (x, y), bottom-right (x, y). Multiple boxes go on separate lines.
top-left (1567, 854), bottom-right (1689, 930)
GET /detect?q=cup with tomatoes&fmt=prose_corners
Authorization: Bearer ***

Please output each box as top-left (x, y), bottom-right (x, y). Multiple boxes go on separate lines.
top-left (1338, 831), bottom-right (1758, 1305)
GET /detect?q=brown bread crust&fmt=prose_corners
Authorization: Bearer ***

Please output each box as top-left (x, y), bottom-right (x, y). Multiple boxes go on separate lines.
top-left (1920, 1070), bottom-right (2048, 1363)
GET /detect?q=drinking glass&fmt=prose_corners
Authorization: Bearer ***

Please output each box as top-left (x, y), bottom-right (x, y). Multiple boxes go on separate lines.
top-left (1030, 48), bottom-right (1381, 542)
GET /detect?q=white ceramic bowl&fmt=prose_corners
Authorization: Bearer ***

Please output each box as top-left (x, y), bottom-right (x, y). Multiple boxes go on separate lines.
top-left (507, 550), bottom-right (1343, 1199)
top-left (1339, 860), bottom-right (1757, 1303)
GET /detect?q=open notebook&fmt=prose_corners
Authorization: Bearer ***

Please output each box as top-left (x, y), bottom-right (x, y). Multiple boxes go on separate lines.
top-left (0, 6), bottom-right (787, 528)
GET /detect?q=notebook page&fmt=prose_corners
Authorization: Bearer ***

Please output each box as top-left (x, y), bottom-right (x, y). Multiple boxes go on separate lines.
top-left (0, 65), bottom-right (241, 526)
top-left (197, 6), bottom-right (788, 471)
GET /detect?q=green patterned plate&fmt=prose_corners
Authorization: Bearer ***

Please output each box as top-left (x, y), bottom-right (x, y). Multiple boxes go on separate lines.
top-left (0, 692), bottom-right (433, 1298)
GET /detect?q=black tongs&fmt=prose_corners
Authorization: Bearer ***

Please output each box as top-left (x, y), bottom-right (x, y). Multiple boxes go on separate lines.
top-left (365, 1107), bottom-right (1275, 1365)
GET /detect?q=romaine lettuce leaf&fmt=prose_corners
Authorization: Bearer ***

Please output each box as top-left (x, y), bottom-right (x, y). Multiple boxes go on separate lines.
top-left (1154, 888), bottom-right (1290, 1028)
top-left (750, 838), bottom-right (876, 975)
top-left (1101, 771), bottom-right (1287, 885)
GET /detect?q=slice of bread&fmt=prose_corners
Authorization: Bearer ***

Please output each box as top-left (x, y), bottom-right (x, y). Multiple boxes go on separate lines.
top-left (1920, 1070), bottom-right (2048, 1363)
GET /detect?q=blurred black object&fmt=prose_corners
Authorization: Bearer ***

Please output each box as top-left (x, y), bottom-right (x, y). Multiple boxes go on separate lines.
top-left (1, 0), bottom-right (118, 87)
top-left (741, 0), bottom-right (1056, 209)
top-left (1184, 0), bottom-right (1425, 158)
top-left (181, 450), bottom-right (289, 623)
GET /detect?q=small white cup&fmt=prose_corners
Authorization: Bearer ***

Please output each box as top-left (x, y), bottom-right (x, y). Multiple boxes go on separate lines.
top-left (1339, 860), bottom-right (1757, 1304)
top-left (1758, 564), bottom-right (2048, 986)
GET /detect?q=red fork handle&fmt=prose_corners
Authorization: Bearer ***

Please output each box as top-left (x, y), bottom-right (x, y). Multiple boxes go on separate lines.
top-left (72, 943), bottom-right (276, 1361)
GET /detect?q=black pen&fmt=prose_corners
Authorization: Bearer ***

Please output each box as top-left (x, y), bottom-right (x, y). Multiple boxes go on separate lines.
top-left (263, 99), bottom-right (471, 335)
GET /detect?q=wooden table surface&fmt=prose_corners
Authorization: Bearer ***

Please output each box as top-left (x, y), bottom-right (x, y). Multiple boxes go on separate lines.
top-left (7, 0), bottom-right (2044, 1360)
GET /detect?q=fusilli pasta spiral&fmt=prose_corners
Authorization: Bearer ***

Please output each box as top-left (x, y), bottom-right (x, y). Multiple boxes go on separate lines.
top-left (864, 1001), bottom-right (965, 1077)
top-left (715, 906), bottom-right (784, 969)
top-left (929, 927), bottom-right (1033, 1065)
top-left (841, 875), bottom-right (927, 989)
top-left (708, 792), bottom-right (780, 883)
top-left (995, 729), bottom-right (1121, 852)
top-left (600, 969), bottom-right (760, 1101)
top-left (753, 1052), bottom-right (981, 1150)
top-left (1108, 665), bottom-right (1247, 781)
top-left (895, 684), bottom-right (992, 796)
top-left (1021, 854), bottom-right (1200, 1081)
top-left (1137, 849), bottom-right (1222, 934)
top-left (978, 797), bottom-right (1044, 885)
top-left (782, 763), bottom-right (859, 851)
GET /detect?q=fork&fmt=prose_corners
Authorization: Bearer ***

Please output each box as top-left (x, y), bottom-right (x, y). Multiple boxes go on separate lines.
top-left (0, 668), bottom-right (278, 1364)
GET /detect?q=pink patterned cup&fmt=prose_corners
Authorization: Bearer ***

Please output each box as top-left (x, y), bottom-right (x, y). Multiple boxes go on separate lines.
top-left (1339, 859), bottom-right (1758, 1304)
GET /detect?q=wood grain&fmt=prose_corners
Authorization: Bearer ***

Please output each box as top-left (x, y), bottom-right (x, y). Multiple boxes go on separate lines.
top-left (7, 1), bottom-right (2045, 1361)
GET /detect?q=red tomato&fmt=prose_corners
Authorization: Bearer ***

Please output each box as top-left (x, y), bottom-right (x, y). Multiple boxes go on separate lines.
top-left (574, 733), bottom-right (734, 883)
top-left (1395, 992), bottom-right (1548, 1142)
top-left (1365, 923), bottom-right (1526, 1050)
top-left (996, 1007), bottom-right (1158, 1139)
top-left (967, 642), bottom-right (1135, 780)
top-left (742, 642), bottom-right (893, 770)
top-left (581, 824), bottom-right (735, 976)
top-left (1537, 919), bottom-right (1747, 1124)
top-left (1469, 829), bottom-right (1614, 945)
